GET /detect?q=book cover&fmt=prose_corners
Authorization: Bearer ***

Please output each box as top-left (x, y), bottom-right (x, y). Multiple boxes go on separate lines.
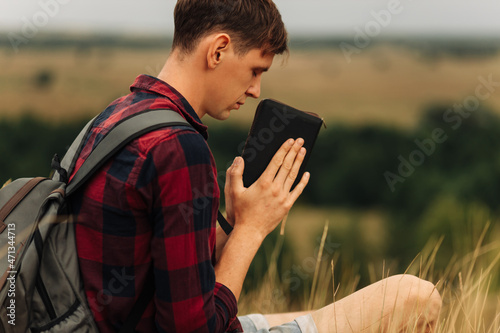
top-left (242, 99), bottom-right (324, 189)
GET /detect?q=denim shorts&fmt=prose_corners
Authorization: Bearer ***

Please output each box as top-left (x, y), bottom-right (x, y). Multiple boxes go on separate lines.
top-left (238, 314), bottom-right (318, 333)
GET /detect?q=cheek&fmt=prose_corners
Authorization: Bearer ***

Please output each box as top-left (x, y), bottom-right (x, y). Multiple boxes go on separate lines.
top-left (212, 69), bottom-right (253, 102)
top-left (235, 75), bottom-right (254, 94)
top-left (231, 67), bottom-right (253, 87)
top-left (226, 76), bottom-right (249, 97)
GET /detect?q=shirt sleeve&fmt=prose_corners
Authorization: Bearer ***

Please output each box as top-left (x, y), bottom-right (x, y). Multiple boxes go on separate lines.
top-left (136, 127), bottom-right (238, 332)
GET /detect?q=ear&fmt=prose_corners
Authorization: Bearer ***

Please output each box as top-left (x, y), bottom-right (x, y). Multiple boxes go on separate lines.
top-left (206, 33), bottom-right (231, 69)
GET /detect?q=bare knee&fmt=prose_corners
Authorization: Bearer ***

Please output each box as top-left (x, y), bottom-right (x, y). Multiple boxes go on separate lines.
top-left (390, 274), bottom-right (442, 325)
top-left (397, 275), bottom-right (441, 311)
top-left (310, 274), bottom-right (442, 333)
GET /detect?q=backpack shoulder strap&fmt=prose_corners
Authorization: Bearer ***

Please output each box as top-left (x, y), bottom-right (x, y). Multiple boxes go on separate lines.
top-left (52, 115), bottom-right (99, 183)
top-left (65, 109), bottom-right (192, 196)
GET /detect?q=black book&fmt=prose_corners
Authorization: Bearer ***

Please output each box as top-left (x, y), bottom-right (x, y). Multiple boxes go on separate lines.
top-left (242, 99), bottom-right (324, 189)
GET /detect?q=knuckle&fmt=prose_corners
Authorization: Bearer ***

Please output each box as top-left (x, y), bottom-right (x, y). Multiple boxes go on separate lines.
top-left (292, 144), bottom-right (302, 153)
top-left (283, 201), bottom-right (293, 211)
top-left (271, 186), bottom-right (281, 197)
top-left (282, 162), bottom-right (293, 171)
top-left (273, 156), bottom-right (284, 167)
top-left (294, 184), bottom-right (305, 195)
top-left (259, 179), bottom-right (272, 189)
top-left (290, 184), bottom-right (305, 197)
top-left (229, 167), bottom-right (239, 176)
top-left (295, 154), bottom-right (305, 164)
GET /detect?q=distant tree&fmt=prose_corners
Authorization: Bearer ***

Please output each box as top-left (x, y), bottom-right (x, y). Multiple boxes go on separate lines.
top-left (34, 69), bottom-right (54, 90)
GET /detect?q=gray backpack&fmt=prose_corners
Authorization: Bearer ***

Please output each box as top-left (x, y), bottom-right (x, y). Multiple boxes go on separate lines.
top-left (0, 110), bottom-right (191, 333)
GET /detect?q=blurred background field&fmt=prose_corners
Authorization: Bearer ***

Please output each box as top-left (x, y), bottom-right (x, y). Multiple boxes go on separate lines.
top-left (2, 33), bottom-right (500, 330)
top-left (1, 35), bottom-right (500, 128)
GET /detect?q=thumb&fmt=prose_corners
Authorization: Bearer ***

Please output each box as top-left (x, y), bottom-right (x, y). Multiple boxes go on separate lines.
top-left (228, 156), bottom-right (245, 190)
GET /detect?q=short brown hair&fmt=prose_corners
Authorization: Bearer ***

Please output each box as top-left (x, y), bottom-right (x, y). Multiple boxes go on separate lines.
top-left (172, 0), bottom-right (288, 56)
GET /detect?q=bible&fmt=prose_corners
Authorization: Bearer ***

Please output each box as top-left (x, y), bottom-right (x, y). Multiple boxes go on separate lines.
top-left (241, 99), bottom-right (324, 189)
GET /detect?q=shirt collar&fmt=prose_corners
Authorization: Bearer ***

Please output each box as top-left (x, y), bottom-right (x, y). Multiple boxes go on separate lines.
top-left (130, 74), bottom-right (209, 139)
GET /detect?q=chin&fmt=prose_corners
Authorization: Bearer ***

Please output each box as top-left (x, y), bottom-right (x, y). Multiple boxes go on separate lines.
top-left (214, 110), bottom-right (232, 121)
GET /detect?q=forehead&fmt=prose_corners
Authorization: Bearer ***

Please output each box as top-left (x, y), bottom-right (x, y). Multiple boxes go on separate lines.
top-left (241, 48), bottom-right (275, 68)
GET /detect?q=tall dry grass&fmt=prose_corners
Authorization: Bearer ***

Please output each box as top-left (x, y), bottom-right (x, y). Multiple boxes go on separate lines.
top-left (239, 222), bottom-right (500, 332)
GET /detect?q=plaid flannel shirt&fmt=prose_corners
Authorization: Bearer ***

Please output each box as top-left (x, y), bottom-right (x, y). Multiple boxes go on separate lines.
top-left (69, 75), bottom-right (241, 332)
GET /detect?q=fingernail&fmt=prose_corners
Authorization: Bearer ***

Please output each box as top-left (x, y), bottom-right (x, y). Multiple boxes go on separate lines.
top-left (297, 138), bottom-right (304, 146)
top-left (233, 157), bottom-right (242, 166)
top-left (300, 147), bottom-right (306, 156)
top-left (287, 139), bottom-right (294, 146)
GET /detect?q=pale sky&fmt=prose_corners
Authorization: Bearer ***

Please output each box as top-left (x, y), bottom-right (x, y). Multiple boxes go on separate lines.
top-left (0, 0), bottom-right (499, 38)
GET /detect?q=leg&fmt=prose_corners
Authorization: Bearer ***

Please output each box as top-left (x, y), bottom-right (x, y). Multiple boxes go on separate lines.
top-left (310, 274), bottom-right (442, 333)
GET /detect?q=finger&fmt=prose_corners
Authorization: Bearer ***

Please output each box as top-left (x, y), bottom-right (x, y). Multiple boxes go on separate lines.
top-left (227, 156), bottom-right (245, 192)
top-left (260, 138), bottom-right (295, 182)
top-left (287, 171), bottom-right (310, 204)
top-left (224, 162), bottom-right (233, 194)
top-left (274, 138), bottom-right (304, 187)
top-left (283, 146), bottom-right (306, 192)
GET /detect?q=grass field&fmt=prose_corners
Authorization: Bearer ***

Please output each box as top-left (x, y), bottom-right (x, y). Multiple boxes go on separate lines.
top-left (1, 43), bottom-right (500, 129)
top-left (239, 220), bottom-right (500, 332)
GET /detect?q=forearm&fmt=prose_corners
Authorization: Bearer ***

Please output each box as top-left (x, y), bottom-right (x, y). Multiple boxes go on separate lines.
top-left (214, 225), bottom-right (265, 300)
top-left (215, 226), bottom-right (230, 262)
top-left (218, 140), bottom-right (309, 300)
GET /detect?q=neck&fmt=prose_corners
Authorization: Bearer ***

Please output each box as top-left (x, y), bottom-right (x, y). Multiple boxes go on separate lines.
top-left (158, 49), bottom-right (207, 119)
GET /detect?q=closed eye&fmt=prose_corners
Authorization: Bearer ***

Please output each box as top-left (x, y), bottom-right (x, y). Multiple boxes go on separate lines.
top-left (252, 67), bottom-right (269, 78)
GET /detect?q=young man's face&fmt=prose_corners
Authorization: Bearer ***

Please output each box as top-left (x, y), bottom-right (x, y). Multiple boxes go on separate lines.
top-left (204, 47), bottom-right (275, 120)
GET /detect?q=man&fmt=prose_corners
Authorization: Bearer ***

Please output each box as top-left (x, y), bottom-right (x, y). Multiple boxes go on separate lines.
top-left (70, 0), bottom-right (442, 332)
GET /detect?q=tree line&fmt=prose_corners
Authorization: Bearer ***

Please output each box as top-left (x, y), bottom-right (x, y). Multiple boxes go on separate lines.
top-left (2, 104), bottom-right (500, 288)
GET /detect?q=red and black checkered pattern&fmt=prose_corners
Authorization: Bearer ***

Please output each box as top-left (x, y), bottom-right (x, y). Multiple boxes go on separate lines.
top-left (69, 75), bottom-right (240, 332)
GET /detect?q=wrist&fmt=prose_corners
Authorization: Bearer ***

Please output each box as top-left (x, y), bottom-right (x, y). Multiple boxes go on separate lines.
top-left (231, 221), bottom-right (267, 244)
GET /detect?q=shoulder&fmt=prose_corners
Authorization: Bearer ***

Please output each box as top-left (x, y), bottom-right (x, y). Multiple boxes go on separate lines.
top-left (130, 125), bottom-right (214, 169)
top-left (131, 125), bottom-right (218, 193)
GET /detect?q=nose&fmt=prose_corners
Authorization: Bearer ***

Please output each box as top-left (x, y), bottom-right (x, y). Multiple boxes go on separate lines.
top-left (246, 75), bottom-right (261, 99)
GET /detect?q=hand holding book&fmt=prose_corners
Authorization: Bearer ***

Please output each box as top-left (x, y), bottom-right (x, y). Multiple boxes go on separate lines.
top-left (219, 99), bottom-right (323, 235)
top-left (225, 138), bottom-right (310, 238)
top-left (240, 99), bottom-right (324, 234)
